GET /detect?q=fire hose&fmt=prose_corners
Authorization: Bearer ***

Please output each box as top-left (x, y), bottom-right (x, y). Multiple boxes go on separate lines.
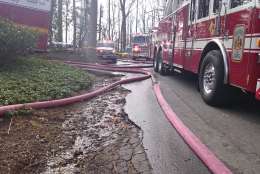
top-left (0, 61), bottom-right (232, 174)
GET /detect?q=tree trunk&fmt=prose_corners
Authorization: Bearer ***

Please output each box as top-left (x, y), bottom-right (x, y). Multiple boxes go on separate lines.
top-left (119, 0), bottom-right (136, 51)
top-left (73, 0), bottom-right (76, 50)
top-left (108, 0), bottom-right (111, 39)
top-left (98, 5), bottom-right (102, 41)
top-left (48, 0), bottom-right (56, 44)
top-left (136, 0), bottom-right (138, 33)
top-left (57, 0), bottom-right (63, 42)
top-left (65, 0), bottom-right (69, 44)
top-left (111, 1), bottom-right (115, 40)
top-left (121, 12), bottom-right (126, 51)
top-left (85, 0), bottom-right (98, 60)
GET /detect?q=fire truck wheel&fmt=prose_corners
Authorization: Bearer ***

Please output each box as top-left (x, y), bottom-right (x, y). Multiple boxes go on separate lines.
top-left (153, 57), bottom-right (159, 72)
top-left (158, 56), bottom-right (168, 76)
top-left (199, 50), bottom-right (229, 106)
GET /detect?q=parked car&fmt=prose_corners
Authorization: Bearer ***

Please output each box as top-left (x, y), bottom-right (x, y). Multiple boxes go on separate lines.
top-left (96, 41), bottom-right (117, 63)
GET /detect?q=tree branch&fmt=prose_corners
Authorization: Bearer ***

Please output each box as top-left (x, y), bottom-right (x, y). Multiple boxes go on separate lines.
top-left (126, 0), bottom-right (136, 17)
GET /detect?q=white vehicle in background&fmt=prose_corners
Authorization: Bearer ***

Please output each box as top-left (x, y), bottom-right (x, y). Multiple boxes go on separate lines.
top-left (96, 41), bottom-right (117, 63)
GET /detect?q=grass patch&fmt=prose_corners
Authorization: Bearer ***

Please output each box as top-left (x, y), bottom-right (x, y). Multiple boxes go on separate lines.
top-left (0, 57), bottom-right (93, 105)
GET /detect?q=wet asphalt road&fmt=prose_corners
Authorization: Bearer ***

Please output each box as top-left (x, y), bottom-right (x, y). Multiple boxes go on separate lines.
top-left (123, 75), bottom-right (210, 174)
top-left (123, 69), bottom-right (260, 174)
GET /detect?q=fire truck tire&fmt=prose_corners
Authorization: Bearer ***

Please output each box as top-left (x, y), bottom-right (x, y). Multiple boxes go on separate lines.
top-left (199, 50), bottom-right (230, 106)
top-left (158, 55), bottom-right (168, 75)
top-left (153, 57), bottom-right (159, 72)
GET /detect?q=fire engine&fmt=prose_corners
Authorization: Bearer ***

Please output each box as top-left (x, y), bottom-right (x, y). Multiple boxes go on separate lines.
top-left (152, 0), bottom-right (260, 105)
top-left (131, 34), bottom-right (151, 60)
top-left (0, 0), bottom-right (51, 51)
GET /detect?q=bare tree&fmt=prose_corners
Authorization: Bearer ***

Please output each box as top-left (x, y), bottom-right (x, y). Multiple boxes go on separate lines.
top-left (119, 0), bottom-right (136, 51)
top-left (136, 0), bottom-right (138, 33)
top-left (79, 0), bottom-right (89, 48)
top-left (49, 0), bottom-right (56, 43)
top-left (141, 4), bottom-right (146, 33)
top-left (98, 5), bottom-right (103, 41)
top-left (111, 0), bottom-right (116, 41)
top-left (57, 0), bottom-right (63, 42)
top-left (65, 0), bottom-right (70, 44)
top-left (108, 0), bottom-right (111, 39)
top-left (85, 0), bottom-right (98, 59)
top-left (117, 5), bottom-right (121, 50)
top-left (72, 0), bottom-right (76, 50)
top-left (128, 14), bottom-right (134, 45)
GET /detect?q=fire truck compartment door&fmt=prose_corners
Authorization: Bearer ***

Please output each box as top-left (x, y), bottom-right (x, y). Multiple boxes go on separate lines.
top-left (173, 5), bottom-right (189, 69)
top-left (225, 6), bottom-right (253, 89)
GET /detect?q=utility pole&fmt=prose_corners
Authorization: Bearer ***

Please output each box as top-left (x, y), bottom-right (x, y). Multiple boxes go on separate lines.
top-left (136, 0), bottom-right (138, 33)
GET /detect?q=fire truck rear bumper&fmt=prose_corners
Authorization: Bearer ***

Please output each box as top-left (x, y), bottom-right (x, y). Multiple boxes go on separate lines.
top-left (256, 79), bottom-right (260, 100)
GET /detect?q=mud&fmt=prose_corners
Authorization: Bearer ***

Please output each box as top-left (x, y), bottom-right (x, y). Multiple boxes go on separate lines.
top-left (0, 74), bottom-right (152, 174)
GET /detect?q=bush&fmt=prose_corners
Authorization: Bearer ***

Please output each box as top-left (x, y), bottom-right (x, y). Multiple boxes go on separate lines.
top-left (0, 18), bottom-right (38, 58)
top-left (0, 57), bottom-right (93, 105)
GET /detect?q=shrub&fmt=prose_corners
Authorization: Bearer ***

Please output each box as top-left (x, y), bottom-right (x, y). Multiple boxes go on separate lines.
top-left (0, 57), bottom-right (93, 105)
top-left (0, 18), bottom-right (39, 59)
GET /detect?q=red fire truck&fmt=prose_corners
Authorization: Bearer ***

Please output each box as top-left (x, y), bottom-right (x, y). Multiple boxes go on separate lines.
top-left (0, 0), bottom-right (51, 51)
top-left (131, 34), bottom-right (151, 60)
top-left (152, 0), bottom-right (260, 105)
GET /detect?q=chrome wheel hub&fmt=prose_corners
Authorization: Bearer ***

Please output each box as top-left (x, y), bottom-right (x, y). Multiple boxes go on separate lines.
top-left (203, 63), bottom-right (216, 94)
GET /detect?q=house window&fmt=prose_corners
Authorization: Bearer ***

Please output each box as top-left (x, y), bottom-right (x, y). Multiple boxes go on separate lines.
top-left (198, 0), bottom-right (210, 19)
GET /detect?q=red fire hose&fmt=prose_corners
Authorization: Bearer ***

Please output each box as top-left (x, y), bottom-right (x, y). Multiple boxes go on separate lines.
top-left (0, 61), bottom-right (232, 174)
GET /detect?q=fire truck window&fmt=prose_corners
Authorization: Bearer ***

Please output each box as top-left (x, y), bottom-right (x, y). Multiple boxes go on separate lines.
top-left (231, 0), bottom-right (251, 8)
top-left (133, 36), bottom-right (146, 44)
top-left (198, 0), bottom-right (210, 19)
top-left (213, 0), bottom-right (221, 13)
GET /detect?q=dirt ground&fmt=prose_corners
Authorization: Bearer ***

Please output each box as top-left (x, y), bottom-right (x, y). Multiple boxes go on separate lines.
top-left (0, 73), bottom-right (152, 174)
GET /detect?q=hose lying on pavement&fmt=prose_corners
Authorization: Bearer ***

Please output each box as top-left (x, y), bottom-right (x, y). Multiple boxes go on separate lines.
top-left (0, 60), bottom-right (232, 174)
